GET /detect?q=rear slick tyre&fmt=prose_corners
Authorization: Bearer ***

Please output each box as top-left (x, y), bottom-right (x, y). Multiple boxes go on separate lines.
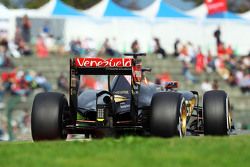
top-left (203, 90), bottom-right (230, 135)
top-left (31, 92), bottom-right (68, 141)
top-left (151, 92), bottom-right (187, 138)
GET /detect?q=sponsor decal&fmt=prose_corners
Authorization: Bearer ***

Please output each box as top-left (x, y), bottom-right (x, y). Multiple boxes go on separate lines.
top-left (114, 95), bottom-right (129, 103)
top-left (75, 58), bottom-right (132, 68)
top-left (205, 0), bottom-right (227, 15)
top-left (113, 91), bottom-right (129, 95)
top-left (120, 103), bottom-right (130, 109)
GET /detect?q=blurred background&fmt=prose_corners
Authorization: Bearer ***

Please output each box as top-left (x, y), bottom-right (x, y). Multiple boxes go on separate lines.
top-left (0, 0), bottom-right (249, 141)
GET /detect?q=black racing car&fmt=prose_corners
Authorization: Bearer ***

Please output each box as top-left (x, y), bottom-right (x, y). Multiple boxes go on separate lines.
top-left (31, 53), bottom-right (233, 141)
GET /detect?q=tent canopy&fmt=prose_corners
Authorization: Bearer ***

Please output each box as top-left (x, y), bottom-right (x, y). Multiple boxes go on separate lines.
top-left (0, 3), bottom-right (11, 18)
top-left (132, 0), bottom-right (159, 19)
top-left (104, 0), bottom-right (137, 17)
top-left (241, 11), bottom-right (250, 20)
top-left (52, 0), bottom-right (85, 16)
top-left (186, 4), bottom-right (206, 18)
top-left (84, 0), bottom-right (138, 18)
top-left (156, 0), bottom-right (191, 18)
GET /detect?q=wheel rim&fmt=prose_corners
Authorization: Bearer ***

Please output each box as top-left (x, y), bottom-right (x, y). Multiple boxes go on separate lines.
top-left (226, 97), bottom-right (232, 134)
top-left (179, 99), bottom-right (187, 137)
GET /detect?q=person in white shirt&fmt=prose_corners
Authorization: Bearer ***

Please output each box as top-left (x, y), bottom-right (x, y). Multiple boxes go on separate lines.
top-left (201, 78), bottom-right (212, 92)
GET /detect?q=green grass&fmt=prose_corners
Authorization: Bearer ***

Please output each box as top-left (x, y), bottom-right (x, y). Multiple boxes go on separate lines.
top-left (0, 136), bottom-right (250, 167)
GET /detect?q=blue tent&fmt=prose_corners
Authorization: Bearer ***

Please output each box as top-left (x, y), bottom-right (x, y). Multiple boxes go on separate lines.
top-left (156, 0), bottom-right (191, 18)
top-left (207, 11), bottom-right (243, 20)
top-left (104, 0), bottom-right (137, 17)
top-left (52, 0), bottom-right (86, 16)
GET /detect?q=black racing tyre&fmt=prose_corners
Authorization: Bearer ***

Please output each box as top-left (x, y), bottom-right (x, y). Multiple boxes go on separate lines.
top-left (203, 90), bottom-right (230, 135)
top-left (31, 92), bottom-right (69, 141)
top-left (150, 92), bottom-right (187, 137)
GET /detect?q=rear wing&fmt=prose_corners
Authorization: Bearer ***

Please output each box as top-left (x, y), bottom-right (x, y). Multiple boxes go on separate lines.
top-left (71, 57), bottom-right (133, 75)
top-left (69, 57), bottom-right (134, 120)
top-left (69, 56), bottom-right (144, 123)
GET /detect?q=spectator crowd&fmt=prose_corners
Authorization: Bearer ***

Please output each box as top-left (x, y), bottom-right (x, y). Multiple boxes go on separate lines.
top-left (172, 26), bottom-right (250, 94)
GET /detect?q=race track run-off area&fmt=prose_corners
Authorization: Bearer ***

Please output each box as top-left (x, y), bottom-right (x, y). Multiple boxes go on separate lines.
top-left (0, 136), bottom-right (250, 167)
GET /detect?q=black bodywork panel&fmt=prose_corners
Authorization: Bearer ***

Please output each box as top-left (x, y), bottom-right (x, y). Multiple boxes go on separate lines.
top-left (78, 75), bottom-right (160, 117)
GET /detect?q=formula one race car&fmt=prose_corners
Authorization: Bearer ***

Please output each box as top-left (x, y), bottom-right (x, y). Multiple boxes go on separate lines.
top-left (31, 53), bottom-right (233, 141)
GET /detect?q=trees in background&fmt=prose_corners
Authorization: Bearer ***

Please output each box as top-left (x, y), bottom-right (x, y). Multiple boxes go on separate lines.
top-left (25, 0), bottom-right (49, 9)
top-left (26, 0), bottom-right (102, 9)
top-left (1, 0), bottom-right (101, 9)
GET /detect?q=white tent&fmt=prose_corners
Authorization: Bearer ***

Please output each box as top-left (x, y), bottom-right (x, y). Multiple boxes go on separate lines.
top-left (185, 3), bottom-right (250, 55)
top-left (0, 3), bottom-right (11, 18)
top-left (84, 0), bottom-right (108, 18)
top-left (82, 0), bottom-right (151, 52)
top-left (132, 0), bottom-right (161, 20)
top-left (0, 4), bottom-right (15, 39)
top-left (9, 0), bottom-right (92, 48)
top-left (9, 9), bottom-right (44, 18)
top-left (84, 0), bottom-right (139, 18)
top-left (133, 1), bottom-right (199, 53)
top-left (9, 2), bottom-right (47, 18)
top-left (38, 0), bottom-right (56, 15)
top-left (186, 4), bottom-right (207, 19)
top-left (133, 0), bottom-right (193, 20)
top-left (240, 11), bottom-right (250, 20)
top-left (3, 1), bottom-right (250, 55)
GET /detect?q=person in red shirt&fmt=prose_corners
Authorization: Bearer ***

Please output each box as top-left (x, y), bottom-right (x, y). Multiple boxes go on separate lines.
top-left (226, 45), bottom-right (234, 59)
top-left (195, 47), bottom-right (205, 74)
top-left (217, 43), bottom-right (226, 58)
top-left (36, 35), bottom-right (48, 58)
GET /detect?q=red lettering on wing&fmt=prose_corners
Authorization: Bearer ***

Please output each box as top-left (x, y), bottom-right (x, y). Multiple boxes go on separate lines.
top-left (75, 58), bottom-right (132, 68)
